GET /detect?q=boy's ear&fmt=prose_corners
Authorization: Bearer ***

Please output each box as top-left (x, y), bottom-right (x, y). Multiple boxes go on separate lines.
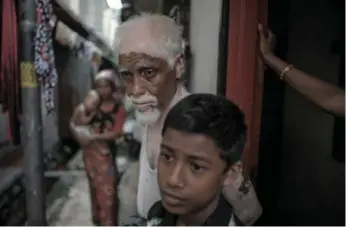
top-left (223, 161), bottom-right (242, 186)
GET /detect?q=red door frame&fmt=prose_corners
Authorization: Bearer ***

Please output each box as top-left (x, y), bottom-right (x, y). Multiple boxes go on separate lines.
top-left (226, 0), bottom-right (267, 177)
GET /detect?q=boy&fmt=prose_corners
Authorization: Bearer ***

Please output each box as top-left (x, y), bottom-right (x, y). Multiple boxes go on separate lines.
top-left (147, 94), bottom-right (246, 226)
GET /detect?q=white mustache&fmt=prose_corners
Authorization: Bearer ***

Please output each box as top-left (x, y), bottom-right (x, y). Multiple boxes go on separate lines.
top-left (129, 93), bottom-right (158, 107)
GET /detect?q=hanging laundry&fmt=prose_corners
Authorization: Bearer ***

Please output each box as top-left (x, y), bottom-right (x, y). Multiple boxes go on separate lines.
top-left (74, 39), bottom-right (94, 61)
top-left (73, 39), bottom-right (103, 74)
top-left (91, 52), bottom-right (102, 74)
top-left (74, 39), bottom-right (85, 59)
top-left (83, 41), bottom-right (95, 62)
top-left (0, 0), bottom-right (21, 145)
top-left (34, 0), bottom-right (58, 114)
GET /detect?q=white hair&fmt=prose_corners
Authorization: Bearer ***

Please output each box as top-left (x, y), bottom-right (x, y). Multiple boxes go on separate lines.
top-left (95, 69), bottom-right (115, 81)
top-left (113, 13), bottom-right (184, 68)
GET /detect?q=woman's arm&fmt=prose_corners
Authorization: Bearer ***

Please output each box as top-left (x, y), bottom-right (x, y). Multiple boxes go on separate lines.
top-left (258, 24), bottom-right (345, 117)
top-left (80, 111), bottom-right (95, 124)
top-left (263, 54), bottom-right (345, 116)
top-left (93, 106), bottom-right (126, 141)
top-left (69, 106), bottom-right (83, 141)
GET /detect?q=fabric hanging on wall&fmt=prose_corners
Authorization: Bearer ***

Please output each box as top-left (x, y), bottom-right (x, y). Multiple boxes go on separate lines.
top-left (0, 0), bottom-right (21, 145)
top-left (83, 41), bottom-right (96, 62)
top-left (74, 40), bottom-right (94, 61)
top-left (73, 39), bottom-right (86, 59)
top-left (34, 0), bottom-right (58, 114)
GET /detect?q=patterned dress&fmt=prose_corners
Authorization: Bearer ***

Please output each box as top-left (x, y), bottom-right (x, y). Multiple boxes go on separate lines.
top-left (82, 99), bottom-right (124, 225)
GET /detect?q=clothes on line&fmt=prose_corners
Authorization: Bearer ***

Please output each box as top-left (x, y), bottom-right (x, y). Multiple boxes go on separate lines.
top-left (34, 0), bottom-right (58, 114)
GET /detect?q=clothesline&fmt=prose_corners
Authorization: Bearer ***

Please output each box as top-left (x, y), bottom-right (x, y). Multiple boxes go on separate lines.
top-left (53, 0), bottom-right (114, 63)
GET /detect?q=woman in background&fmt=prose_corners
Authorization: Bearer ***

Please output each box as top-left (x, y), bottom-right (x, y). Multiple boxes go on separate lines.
top-left (70, 69), bottom-right (125, 225)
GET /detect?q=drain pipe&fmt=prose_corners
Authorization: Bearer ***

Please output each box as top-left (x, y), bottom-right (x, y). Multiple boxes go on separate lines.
top-left (18, 0), bottom-right (46, 225)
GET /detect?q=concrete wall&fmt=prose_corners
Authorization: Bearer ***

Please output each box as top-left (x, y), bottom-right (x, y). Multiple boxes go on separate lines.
top-left (189, 0), bottom-right (222, 94)
top-left (55, 43), bottom-right (94, 140)
top-left (278, 0), bottom-right (345, 224)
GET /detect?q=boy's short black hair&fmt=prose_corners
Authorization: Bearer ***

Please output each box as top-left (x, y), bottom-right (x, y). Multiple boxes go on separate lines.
top-left (162, 94), bottom-right (247, 167)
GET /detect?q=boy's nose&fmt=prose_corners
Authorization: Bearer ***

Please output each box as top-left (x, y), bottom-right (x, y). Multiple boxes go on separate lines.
top-left (167, 164), bottom-right (185, 189)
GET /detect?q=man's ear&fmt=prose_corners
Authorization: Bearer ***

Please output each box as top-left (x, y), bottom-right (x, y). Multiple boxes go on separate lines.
top-left (223, 161), bottom-right (243, 186)
top-left (174, 53), bottom-right (185, 80)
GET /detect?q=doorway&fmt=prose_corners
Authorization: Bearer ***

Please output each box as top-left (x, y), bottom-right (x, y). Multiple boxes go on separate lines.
top-left (256, 0), bottom-right (345, 225)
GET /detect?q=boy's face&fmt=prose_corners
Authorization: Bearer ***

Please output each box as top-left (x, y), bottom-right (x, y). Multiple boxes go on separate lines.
top-left (157, 128), bottom-right (236, 216)
top-left (84, 97), bottom-right (99, 113)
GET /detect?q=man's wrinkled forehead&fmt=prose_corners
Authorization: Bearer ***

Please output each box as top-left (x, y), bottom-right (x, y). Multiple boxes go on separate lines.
top-left (118, 52), bottom-right (168, 72)
top-left (117, 26), bottom-right (169, 63)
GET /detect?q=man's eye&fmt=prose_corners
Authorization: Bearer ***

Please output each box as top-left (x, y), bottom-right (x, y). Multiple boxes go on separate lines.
top-left (121, 72), bottom-right (132, 80)
top-left (141, 69), bottom-right (156, 79)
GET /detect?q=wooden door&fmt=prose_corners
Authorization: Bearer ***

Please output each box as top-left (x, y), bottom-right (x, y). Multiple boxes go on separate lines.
top-left (225, 0), bottom-right (268, 179)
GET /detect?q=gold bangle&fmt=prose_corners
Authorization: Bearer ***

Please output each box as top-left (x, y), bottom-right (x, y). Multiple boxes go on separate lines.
top-left (280, 64), bottom-right (294, 80)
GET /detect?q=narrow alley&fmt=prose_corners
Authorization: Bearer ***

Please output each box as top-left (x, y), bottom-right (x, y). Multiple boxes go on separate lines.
top-left (0, 0), bottom-right (344, 226)
top-left (46, 149), bottom-right (139, 225)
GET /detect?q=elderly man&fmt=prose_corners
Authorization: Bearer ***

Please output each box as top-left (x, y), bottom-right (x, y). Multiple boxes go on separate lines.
top-left (116, 14), bottom-right (262, 225)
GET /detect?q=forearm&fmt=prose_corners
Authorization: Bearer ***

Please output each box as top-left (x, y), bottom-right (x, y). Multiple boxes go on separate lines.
top-left (264, 54), bottom-right (345, 116)
top-left (222, 174), bottom-right (262, 225)
top-left (69, 122), bottom-right (82, 142)
top-left (93, 131), bottom-right (122, 141)
top-left (69, 107), bottom-right (84, 141)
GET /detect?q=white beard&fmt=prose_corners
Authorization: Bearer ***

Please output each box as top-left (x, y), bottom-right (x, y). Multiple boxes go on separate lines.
top-left (128, 92), bottom-right (161, 125)
top-left (135, 108), bottom-right (161, 125)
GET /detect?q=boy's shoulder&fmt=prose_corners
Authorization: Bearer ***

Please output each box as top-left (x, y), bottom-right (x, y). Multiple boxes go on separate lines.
top-left (205, 195), bottom-right (244, 226)
top-left (146, 201), bottom-right (173, 226)
top-left (146, 196), bottom-right (244, 226)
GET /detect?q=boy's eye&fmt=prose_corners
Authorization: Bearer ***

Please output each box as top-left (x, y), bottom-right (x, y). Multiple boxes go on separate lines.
top-left (190, 163), bottom-right (206, 173)
top-left (160, 151), bottom-right (173, 162)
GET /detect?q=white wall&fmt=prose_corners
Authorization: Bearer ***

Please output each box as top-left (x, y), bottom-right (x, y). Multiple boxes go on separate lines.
top-left (102, 8), bottom-right (120, 46)
top-left (189, 0), bottom-right (222, 94)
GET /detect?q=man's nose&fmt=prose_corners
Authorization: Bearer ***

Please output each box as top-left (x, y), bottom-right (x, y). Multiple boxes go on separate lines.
top-left (167, 164), bottom-right (185, 189)
top-left (131, 76), bottom-right (146, 97)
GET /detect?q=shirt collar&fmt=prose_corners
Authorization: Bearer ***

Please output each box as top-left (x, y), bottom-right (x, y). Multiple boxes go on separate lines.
top-left (153, 195), bottom-right (236, 226)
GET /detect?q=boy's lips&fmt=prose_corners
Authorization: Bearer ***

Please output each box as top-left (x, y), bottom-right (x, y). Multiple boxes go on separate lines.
top-left (161, 190), bottom-right (187, 206)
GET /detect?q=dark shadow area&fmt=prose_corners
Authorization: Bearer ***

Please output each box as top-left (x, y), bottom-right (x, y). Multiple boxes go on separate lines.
top-left (256, 0), bottom-right (345, 225)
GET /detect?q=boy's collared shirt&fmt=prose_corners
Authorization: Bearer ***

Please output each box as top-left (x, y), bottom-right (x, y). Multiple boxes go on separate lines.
top-left (146, 195), bottom-right (244, 226)
top-left (135, 85), bottom-right (262, 225)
